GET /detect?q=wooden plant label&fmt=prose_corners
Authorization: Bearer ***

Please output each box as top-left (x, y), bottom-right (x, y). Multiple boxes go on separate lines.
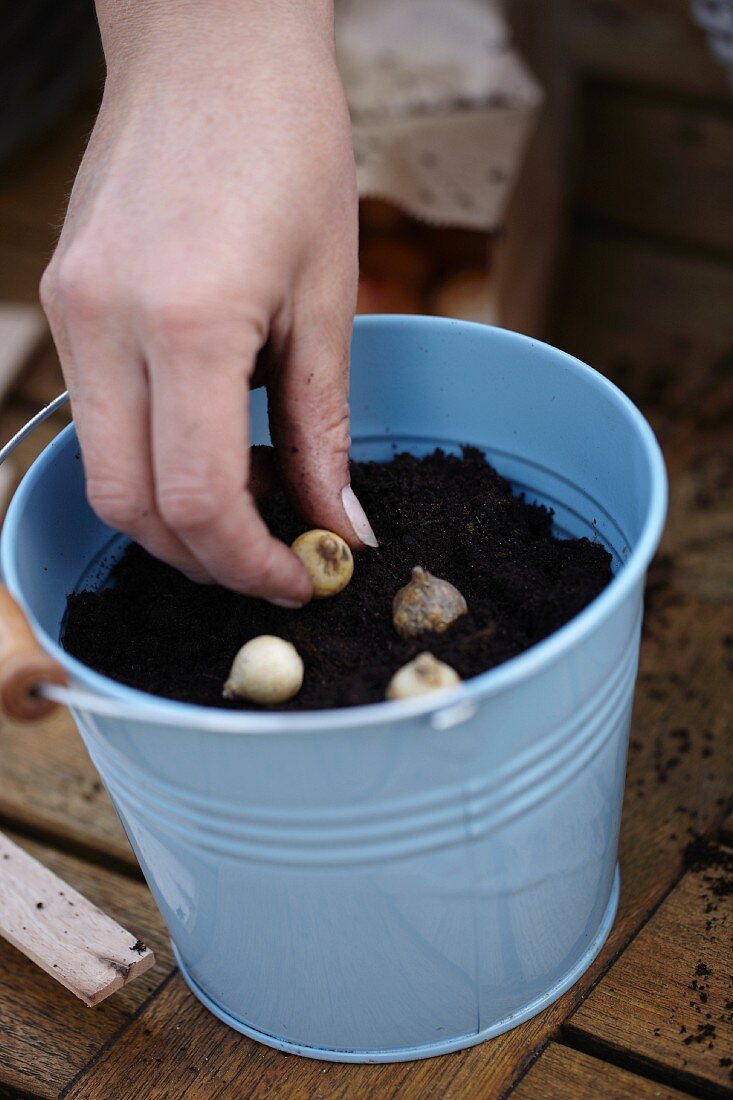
top-left (0, 832), bottom-right (155, 1006)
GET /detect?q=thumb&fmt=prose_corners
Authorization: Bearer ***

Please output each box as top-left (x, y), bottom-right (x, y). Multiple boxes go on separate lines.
top-left (268, 314), bottom-right (378, 549)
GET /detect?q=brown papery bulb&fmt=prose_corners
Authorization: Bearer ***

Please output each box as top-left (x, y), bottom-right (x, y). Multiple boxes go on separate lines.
top-left (392, 566), bottom-right (468, 638)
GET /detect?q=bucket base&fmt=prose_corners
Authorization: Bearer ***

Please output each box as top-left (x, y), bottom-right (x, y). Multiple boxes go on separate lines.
top-left (172, 865), bottom-right (619, 1064)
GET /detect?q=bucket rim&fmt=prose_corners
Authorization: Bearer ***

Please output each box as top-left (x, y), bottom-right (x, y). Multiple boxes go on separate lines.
top-left (1, 316), bottom-right (668, 733)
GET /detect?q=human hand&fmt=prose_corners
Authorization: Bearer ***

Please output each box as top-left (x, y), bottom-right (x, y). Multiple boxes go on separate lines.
top-left (40, 0), bottom-right (375, 606)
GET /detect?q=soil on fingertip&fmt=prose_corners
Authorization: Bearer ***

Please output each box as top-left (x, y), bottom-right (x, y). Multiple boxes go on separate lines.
top-left (62, 447), bottom-right (613, 710)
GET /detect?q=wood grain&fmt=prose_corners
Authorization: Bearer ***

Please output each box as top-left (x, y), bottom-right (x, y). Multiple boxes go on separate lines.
top-left (579, 83), bottom-right (733, 253)
top-left (0, 109), bottom-right (92, 310)
top-left (0, 402), bottom-right (70, 488)
top-left (0, 240), bottom-right (49, 304)
top-left (0, 304), bottom-right (46, 402)
top-left (512, 1042), bottom-right (692, 1099)
top-left (497, 2), bottom-right (574, 337)
top-left (0, 108), bottom-right (94, 253)
top-left (560, 230), bottom-right (733, 344)
top-left (0, 833), bottom-right (171, 1099)
top-left (64, 616), bottom-right (733, 1099)
top-left (77, 986), bottom-right (693, 1100)
top-left (495, 100), bottom-right (565, 337)
top-left (7, 278), bottom-right (733, 1097)
top-left (0, 460), bottom-right (15, 526)
top-left (0, 55), bottom-right (731, 1099)
top-left (566, 856), bottom-right (733, 1096)
top-left (12, 340), bottom-right (65, 407)
top-left (553, 231), bottom-right (733, 410)
top-left (63, 444), bottom-right (733, 1095)
top-left (0, 399), bottom-right (131, 869)
top-left (0, 832), bottom-right (154, 1006)
top-left (720, 812), bottom-right (733, 849)
top-left (0, 706), bottom-right (135, 869)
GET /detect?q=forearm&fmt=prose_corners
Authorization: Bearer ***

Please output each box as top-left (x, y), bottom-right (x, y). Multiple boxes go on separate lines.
top-left (42, 0), bottom-right (364, 599)
top-left (95, 0), bottom-right (336, 90)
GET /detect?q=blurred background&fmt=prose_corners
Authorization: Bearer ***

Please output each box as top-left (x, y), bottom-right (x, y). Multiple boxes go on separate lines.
top-left (0, 0), bottom-right (731, 558)
top-left (0, 8), bottom-right (731, 1096)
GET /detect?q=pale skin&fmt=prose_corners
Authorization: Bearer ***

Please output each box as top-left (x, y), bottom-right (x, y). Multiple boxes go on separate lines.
top-left (40, 0), bottom-right (377, 608)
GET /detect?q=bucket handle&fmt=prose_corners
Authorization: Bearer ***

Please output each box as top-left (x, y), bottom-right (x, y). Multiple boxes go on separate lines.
top-left (0, 586), bottom-right (67, 721)
top-left (0, 393), bottom-right (480, 731)
top-left (0, 392), bottom-right (70, 720)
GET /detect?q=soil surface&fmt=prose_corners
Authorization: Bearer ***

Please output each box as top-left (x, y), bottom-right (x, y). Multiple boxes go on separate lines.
top-left (63, 448), bottom-right (613, 710)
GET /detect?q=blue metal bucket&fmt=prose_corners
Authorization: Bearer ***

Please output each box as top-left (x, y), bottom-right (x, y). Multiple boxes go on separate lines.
top-left (1, 317), bottom-right (667, 1062)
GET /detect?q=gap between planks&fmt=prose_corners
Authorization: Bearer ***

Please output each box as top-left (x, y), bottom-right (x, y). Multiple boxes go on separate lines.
top-left (0, 832), bottom-right (174, 1098)
top-left (559, 1030), bottom-right (731, 1100)
top-left (0, 811), bottom-right (144, 884)
top-left (579, 72), bottom-right (733, 121)
top-left (561, 843), bottom-right (733, 1098)
top-left (505, 805), bottom-right (733, 1099)
top-left (511, 1041), bottom-right (697, 1100)
top-left (0, 833), bottom-right (155, 1008)
top-left (59, 806), bottom-right (733, 1100)
top-left (505, 873), bottom-right (686, 1098)
top-left (572, 212), bottom-right (733, 272)
top-left (57, 971), bottom-right (180, 1100)
top-left (0, 1085), bottom-right (47, 1100)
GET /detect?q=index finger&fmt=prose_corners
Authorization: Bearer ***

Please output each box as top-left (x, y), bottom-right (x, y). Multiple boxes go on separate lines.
top-left (148, 341), bottom-right (312, 605)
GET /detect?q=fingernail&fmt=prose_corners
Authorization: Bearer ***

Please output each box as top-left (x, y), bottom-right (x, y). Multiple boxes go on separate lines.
top-left (269, 597), bottom-right (304, 609)
top-left (341, 485), bottom-right (379, 548)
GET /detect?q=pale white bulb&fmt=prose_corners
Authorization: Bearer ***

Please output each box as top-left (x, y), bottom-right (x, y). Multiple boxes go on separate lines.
top-left (223, 635), bottom-right (304, 706)
top-left (386, 653), bottom-right (461, 701)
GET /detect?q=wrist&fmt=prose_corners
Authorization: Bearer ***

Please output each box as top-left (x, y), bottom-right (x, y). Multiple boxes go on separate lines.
top-left (95, 0), bottom-right (335, 89)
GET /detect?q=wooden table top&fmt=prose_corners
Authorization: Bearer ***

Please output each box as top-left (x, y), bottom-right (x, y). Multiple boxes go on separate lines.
top-left (1, 319), bottom-right (731, 1100)
top-left (1, 73), bottom-right (732, 1100)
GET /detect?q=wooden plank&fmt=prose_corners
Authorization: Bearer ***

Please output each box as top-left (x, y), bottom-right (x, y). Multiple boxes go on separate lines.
top-left (0, 124), bottom-right (727, 1091)
top-left (0, 399), bottom-right (129, 870)
top-left (9, 321), bottom-right (733, 1098)
top-left (561, 231), bottom-right (733, 342)
top-left (660, 445), bottom-right (733, 606)
top-left (0, 116), bottom-right (93, 311)
top-left (0, 239), bottom-right (49, 304)
top-left (566, 0), bottom-right (730, 98)
top-left (70, 987), bottom-right (686, 1100)
top-left (512, 1042), bottom-right (693, 1099)
top-left (0, 832), bottom-right (154, 1007)
top-left (63, 480), bottom-right (733, 1095)
top-left (0, 108), bottom-right (93, 252)
top-left (553, 231), bottom-right (733, 389)
top-left (566, 852), bottom-right (733, 1097)
top-left (65, 932), bottom-right (722, 1100)
top-left (720, 812), bottom-right (733, 849)
top-left (579, 83), bottom-right (733, 253)
top-left (0, 706), bottom-right (135, 869)
top-left (0, 305), bottom-right (60, 414)
top-left (0, 304), bottom-right (47, 402)
top-left (0, 461), bottom-right (15, 526)
top-left (67, 972), bottom-right (412, 1100)
top-left (497, 3), bottom-right (575, 337)
top-left (0, 400), bottom-right (71, 532)
top-left (494, 100), bottom-right (565, 337)
top-left (0, 833), bottom-right (171, 1100)
top-left (13, 339), bottom-right (65, 407)
top-left (0, 398), bottom-right (70, 460)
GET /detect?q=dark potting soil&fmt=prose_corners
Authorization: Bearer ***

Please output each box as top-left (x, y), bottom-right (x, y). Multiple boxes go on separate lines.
top-left (62, 447), bottom-right (613, 710)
